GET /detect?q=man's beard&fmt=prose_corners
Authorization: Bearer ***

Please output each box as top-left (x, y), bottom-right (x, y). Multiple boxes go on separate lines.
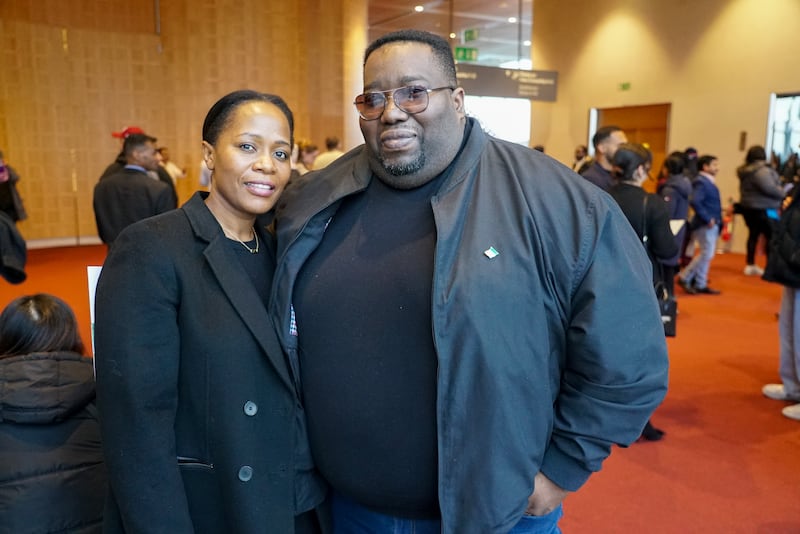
top-left (381, 151), bottom-right (425, 176)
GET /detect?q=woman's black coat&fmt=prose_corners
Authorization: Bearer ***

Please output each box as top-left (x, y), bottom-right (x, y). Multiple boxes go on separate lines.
top-left (94, 192), bottom-right (310, 533)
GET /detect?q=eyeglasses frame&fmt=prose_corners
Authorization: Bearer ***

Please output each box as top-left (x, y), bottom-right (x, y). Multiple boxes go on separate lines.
top-left (353, 85), bottom-right (456, 121)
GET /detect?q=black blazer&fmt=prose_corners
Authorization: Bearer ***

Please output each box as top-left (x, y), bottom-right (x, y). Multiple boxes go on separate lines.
top-left (94, 192), bottom-right (309, 533)
top-left (93, 167), bottom-right (175, 244)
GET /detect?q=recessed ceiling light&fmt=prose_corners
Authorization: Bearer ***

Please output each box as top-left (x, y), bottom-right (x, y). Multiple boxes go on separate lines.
top-left (414, 5), bottom-right (424, 12)
top-left (449, 32), bottom-right (457, 39)
top-left (508, 16), bottom-right (517, 23)
top-left (523, 40), bottom-right (531, 46)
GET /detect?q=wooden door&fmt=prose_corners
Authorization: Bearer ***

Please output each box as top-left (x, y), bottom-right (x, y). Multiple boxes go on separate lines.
top-left (597, 104), bottom-right (671, 193)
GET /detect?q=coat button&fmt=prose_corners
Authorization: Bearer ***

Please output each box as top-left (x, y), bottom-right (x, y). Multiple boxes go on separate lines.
top-left (243, 401), bottom-right (258, 416)
top-left (238, 465), bottom-right (253, 482)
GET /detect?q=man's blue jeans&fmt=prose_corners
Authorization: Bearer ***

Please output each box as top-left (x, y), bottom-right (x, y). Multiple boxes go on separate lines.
top-left (679, 224), bottom-right (719, 289)
top-left (330, 493), bottom-right (563, 534)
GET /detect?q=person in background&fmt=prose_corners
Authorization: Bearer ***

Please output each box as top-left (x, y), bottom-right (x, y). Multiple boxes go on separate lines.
top-left (580, 125), bottom-right (627, 192)
top-left (101, 126), bottom-right (178, 207)
top-left (199, 158), bottom-right (212, 187)
top-left (609, 143), bottom-right (677, 442)
top-left (157, 146), bottom-right (187, 183)
top-left (0, 148), bottom-right (28, 224)
top-left (294, 140), bottom-right (320, 175)
top-left (683, 147), bottom-right (699, 179)
top-left (762, 186), bottom-right (800, 421)
top-left (532, 144), bottom-right (545, 153)
top-left (94, 90), bottom-right (325, 533)
top-left (272, 29), bottom-right (668, 533)
top-left (313, 136), bottom-right (345, 169)
top-left (658, 151), bottom-right (693, 296)
top-left (572, 144), bottom-right (592, 174)
top-left (736, 145), bottom-right (785, 276)
top-left (677, 154), bottom-right (723, 295)
top-left (92, 132), bottom-right (175, 245)
top-left (0, 293), bottom-right (107, 534)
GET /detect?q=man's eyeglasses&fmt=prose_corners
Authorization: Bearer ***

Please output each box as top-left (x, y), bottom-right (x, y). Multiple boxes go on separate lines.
top-left (353, 85), bottom-right (455, 121)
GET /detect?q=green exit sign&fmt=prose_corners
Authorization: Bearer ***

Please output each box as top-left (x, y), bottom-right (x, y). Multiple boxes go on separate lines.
top-left (455, 46), bottom-right (478, 62)
top-left (464, 28), bottom-right (479, 42)
top-left (618, 82), bottom-right (632, 91)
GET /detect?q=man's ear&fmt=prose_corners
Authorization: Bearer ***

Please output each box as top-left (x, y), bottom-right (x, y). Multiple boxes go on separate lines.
top-left (452, 87), bottom-right (466, 117)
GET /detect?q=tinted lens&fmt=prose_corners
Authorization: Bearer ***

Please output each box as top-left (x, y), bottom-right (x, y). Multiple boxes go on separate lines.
top-left (355, 92), bottom-right (386, 120)
top-left (395, 86), bottom-right (429, 113)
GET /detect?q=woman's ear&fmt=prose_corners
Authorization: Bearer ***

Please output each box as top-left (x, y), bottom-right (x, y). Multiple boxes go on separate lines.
top-left (202, 141), bottom-right (215, 171)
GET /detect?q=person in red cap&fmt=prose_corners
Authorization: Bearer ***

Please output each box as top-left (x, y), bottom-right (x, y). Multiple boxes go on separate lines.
top-left (93, 133), bottom-right (175, 245)
top-left (111, 126), bottom-right (145, 139)
top-left (99, 126), bottom-right (178, 208)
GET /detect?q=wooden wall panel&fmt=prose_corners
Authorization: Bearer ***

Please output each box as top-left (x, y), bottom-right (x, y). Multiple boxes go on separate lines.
top-left (0, 0), bottom-right (354, 244)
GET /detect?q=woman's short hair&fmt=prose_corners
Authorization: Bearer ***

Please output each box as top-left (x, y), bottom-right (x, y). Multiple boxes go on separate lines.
top-left (612, 143), bottom-right (652, 182)
top-left (0, 294), bottom-right (85, 357)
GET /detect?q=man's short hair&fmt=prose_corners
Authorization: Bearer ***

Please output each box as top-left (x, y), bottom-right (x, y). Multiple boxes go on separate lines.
top-left (364, 29), bottom-right (458, 87)
top-left (123, 133), bottom-right (157, 159)
top-left (697, 154), bottom-right (717, 171)
top-left (325, 137), bottom-right (339, 150)
top-left (592, 125), bottom-right (623, 149)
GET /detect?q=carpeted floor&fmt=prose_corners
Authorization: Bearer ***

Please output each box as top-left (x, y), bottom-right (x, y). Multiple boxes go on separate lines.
top-left (1, 246), bottom-right (798, 532)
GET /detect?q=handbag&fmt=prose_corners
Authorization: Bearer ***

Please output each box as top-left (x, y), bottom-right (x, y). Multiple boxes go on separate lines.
top-left (655, 280), bottom-right (677, 337)
top-left (643, 195), bottom-right (677, 337)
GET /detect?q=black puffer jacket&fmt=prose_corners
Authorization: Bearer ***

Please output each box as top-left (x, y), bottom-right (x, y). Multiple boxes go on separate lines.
top-left (0, 352), bottom-right (107, 534)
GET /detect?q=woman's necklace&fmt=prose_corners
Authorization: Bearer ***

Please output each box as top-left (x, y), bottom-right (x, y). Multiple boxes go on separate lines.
top-left (223, 226), bottom-right (259, 254)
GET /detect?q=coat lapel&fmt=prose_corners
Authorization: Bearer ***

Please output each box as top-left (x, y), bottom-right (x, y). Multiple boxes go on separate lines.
top-left (184, 193), bottom-right (295, 395)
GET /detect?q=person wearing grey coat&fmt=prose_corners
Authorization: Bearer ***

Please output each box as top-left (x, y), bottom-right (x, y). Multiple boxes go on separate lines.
top-left (737, 145), bottom-right (786, 275)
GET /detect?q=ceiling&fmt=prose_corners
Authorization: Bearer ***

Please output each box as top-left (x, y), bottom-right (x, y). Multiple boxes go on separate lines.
top-left (368, 0), bottom-right (533, 67)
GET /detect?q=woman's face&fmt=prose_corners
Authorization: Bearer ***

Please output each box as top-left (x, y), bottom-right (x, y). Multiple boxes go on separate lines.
top-left (203, 101), bottom-right (292, 224)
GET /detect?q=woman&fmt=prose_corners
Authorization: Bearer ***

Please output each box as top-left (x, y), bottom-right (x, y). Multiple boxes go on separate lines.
top-left (737, 145), bottom-right (785, 276)
top-left (0, 294), bottom-right (106, 534)
top-left (94, 90), bottom-right (325, 533)
top-left (610, 143), bottom-right (677, 441)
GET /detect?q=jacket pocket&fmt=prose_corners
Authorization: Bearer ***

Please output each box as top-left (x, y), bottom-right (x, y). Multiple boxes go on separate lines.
top-left (178, 458), bottom-right (227, 534)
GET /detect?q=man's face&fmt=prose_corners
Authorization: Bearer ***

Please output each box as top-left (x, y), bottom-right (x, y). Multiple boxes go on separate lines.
top-left (703, 158), bottom-right (719, 176)
top-left (359, 41), bottom-right (466, 189)
top-left (599, 130), bottom-right (627, 162)
top-left (134, 141), bottom-right (160, 172)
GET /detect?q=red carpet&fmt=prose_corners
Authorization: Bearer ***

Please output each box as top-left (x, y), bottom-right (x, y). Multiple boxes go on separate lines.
top-left (1, 246), bottom-right (798, 532)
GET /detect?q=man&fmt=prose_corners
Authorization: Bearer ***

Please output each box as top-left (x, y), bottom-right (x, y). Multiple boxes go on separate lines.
top-left (580, 125), bottom-right (627, 191)
top-left (572, 143), bottom-right (592, 174)
top-left (272, 30), bottom-right (668, 533)
top-left (101, 126), bottom-right (178, 208)
top-left (93, 133), bottom-right (174, 245)
top-left (677, 154), bottom-right (723, 295)
top-left (313, 136), bottom-right (345, 169)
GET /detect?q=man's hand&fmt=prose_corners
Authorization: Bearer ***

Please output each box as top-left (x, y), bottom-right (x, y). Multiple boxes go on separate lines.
top-left (525, 472), bottom-right (570, 516)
